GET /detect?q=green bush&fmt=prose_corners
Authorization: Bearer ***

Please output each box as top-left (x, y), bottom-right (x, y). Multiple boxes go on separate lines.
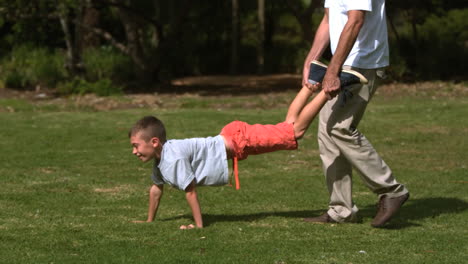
top-left (4, 70), bottom-right (26, 88)
top-left (82, 46), bottom-right (134, 82)
top-left (0, 44), bottom-right (132, 95)
top-left (57, 78), bottom-right (122, 96)
top-left (90, 78), bottom-right (123, 96)
top-left (396, 9), bottom-right (468, 80)
top-left (387, 39), bottom-right (408, 81)
top-left (416, 9), bottom-right (468, 80)
top-left (0, 45), bottom-right (66, 89)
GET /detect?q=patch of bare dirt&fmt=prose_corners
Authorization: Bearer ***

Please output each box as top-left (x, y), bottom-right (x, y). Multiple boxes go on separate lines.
top-left (0, 75), bottom-right (466, 111)
top-left (375, 81), bottom-right (468, 98)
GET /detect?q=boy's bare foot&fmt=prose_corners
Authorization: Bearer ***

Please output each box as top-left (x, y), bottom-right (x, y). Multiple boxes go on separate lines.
top-left (305, 83), bottom-right (321, 93)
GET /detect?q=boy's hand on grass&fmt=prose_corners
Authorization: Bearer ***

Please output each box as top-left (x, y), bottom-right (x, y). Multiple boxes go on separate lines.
top-left (179, 224), bottom-right (196, 230)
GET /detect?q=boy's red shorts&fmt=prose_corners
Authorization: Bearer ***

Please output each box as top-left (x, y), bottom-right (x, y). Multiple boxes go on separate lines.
top-left (220, 121), bottom-right (298, 160)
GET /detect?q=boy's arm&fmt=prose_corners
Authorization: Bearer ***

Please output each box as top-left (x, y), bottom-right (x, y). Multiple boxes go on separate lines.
top-left (181, 180), bottom-right (203, 229)
top-left (147, 184), bottom-right (164, 222)
top-left (132, 184), bottom-right (164, 223)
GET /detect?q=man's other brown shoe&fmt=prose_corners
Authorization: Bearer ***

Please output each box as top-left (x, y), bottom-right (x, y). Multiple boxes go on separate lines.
top-left (371, 193), bottom-right (409, 228)
top-left (304, 213), bottom-right (337, 223)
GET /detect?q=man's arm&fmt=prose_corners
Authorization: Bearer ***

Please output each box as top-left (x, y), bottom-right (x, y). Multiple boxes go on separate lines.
top-left (302, 9), bottom-right (330, 89)
top-left (132, 184), bottom-right (164, 223)
top-left (322, 10), bottom-right (365, 99)
top-left (182, 180), bottom-right (203, 229)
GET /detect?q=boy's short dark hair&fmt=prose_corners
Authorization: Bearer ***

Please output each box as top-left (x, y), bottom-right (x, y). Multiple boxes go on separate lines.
top-left (129, 116), bottom-right (167, 143)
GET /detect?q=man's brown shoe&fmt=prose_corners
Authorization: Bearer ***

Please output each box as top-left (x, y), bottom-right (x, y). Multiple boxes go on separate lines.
top-left (371, 193), bottom-right (409, 228)
top-left (304, 213), bottom-right (337, 223)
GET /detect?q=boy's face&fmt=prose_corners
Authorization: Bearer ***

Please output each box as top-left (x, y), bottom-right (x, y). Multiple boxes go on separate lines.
top-left (130, 132), bottom-right (160, 162)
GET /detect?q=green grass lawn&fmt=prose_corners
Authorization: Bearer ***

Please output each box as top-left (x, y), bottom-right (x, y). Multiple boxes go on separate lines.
top-left (1, 88), bottom-right (467, 263)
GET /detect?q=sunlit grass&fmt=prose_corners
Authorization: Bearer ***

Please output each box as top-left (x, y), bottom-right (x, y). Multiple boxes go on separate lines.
top-left (0, 90), bottom-right (467, 263)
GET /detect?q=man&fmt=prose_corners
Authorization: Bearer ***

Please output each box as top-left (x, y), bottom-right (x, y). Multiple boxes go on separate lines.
top-left (302, 0), bottom-right (409, 227)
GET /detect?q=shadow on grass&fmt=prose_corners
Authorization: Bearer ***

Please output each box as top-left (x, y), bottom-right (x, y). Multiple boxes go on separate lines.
top-left (359, 197), bottom-right (468, 229)
top-left (163, 209), bottom-right (323, 227)
top-left (162, 197), bottom-right (467, 229)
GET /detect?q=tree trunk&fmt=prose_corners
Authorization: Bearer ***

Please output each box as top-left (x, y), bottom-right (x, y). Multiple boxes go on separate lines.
top-left (387, 12), bottom-right (400, 43)
top-left (230, 0), bottom-right (239, 75)
top-left (151, 0), bottom-right (162, 47)
top-left (82, 1), bottom-right (100, 49)
top-left (114, 7), bottom-right (151, 82)
top-left (285, 0), bottom-right (320, 43)
top-left (257, 0), bottom-right (265, 74)
top-left (59, 2), bottom-right (84, 77)
top-left (411, 10), bottom-right (418, 43)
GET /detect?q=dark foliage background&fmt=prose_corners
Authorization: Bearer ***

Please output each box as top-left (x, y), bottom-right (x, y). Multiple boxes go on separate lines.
top-left (0, 0), bottom-right (466, 93)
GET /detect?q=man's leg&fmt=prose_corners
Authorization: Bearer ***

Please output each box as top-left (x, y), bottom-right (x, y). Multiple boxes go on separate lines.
top-left (314, 95), bottom-right (359, 222)
top-left (313, 68), bottom-right (408, 223)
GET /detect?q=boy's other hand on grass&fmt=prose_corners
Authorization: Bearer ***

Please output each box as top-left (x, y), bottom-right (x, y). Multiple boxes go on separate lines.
top-left (179, 224), bottom-right (196, 230)
top-left (131, 220), bottom-right (151, 223)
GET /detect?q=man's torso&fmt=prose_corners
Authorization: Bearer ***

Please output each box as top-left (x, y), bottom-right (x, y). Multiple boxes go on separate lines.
top-left (325, 0), bottom-right (389, 69)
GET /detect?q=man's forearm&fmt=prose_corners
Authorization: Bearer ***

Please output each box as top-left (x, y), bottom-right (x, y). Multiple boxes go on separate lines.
top-left (327, 10), bottom-right (365, 75)
top-left (321, 10), bottom-right (365, 98)
top-left (304, 11), bottom-right (330, 66)
top-left (303, 10), bottom-right (330, 85)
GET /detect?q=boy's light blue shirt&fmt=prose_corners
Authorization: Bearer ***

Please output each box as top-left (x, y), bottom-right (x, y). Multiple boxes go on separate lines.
top-left (151, 135), bottom-right (229, 190)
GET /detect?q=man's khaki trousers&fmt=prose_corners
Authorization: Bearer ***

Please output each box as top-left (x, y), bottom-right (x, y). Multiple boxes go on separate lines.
top-left (318, 67), bottom-right (409, 222)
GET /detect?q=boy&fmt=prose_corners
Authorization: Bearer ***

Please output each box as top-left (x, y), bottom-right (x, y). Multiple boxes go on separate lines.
top-left (129, 61), bottom-right (367, 229)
